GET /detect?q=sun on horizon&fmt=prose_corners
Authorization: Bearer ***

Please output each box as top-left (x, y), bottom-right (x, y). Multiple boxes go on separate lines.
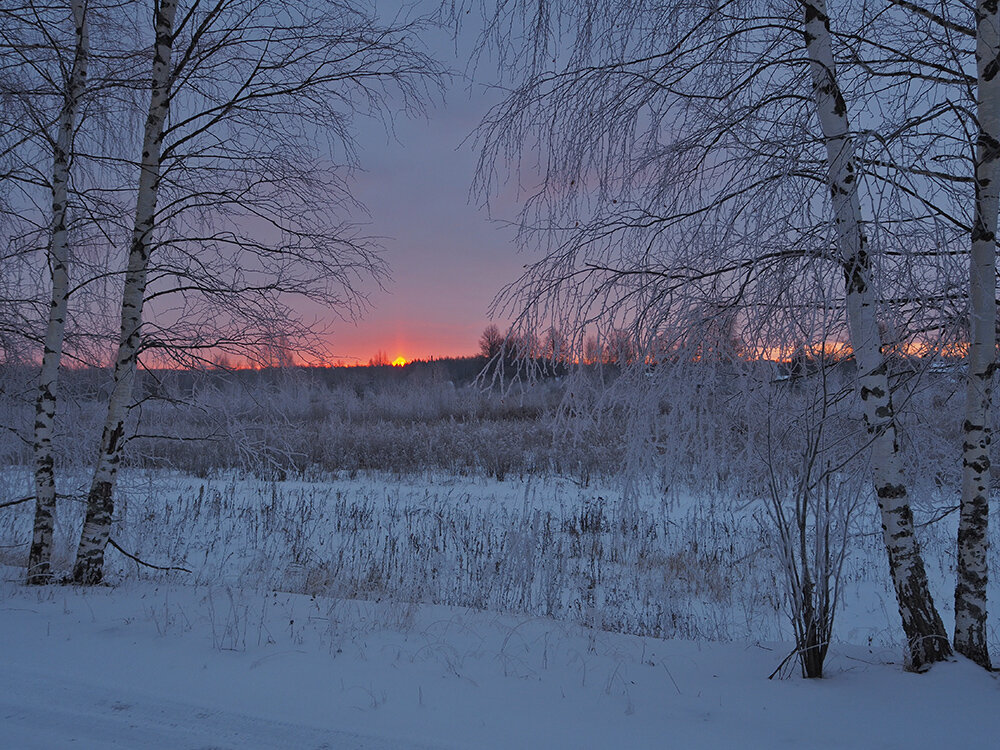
top-left (391, 356), bottom-right (408, 367)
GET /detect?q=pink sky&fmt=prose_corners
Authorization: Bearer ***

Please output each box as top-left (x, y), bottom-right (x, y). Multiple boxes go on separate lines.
top-left (316, 56), bottom-right (527, 363)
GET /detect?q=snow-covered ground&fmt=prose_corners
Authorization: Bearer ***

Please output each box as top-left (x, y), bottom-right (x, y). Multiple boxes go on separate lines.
top-left (1, 578), bottom-right (997, 749)
top-left (0, 469), bottom-right (997, 747)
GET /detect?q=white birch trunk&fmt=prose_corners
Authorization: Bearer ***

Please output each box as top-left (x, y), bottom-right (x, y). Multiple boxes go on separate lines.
top-left (72, 0), bottom-right (177, 584)
top-left (27, 0), bottom-right (89, 584)
top-left (802, 0), bottom-right (951, 669)
top-left (954, 0), bottom-right (999, 670)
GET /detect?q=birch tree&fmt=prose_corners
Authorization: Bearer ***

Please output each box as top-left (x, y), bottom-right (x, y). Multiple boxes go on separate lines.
top-left (801, 0), bottom-right (950, 668)
top-left (70, 0), bottom-right (175, 584)
top-left (1, 1), bottom-right (130, 580)
top-left (72, 0), bottom-right (442, 583)
top-left (845, 0), bottom-right (996, 671)
top-left (953, 0), bottom-right (999, 669)
top-left (23, 0), bottom-right (90, 584)
top-left (468, 0), bottom-right (958, 669)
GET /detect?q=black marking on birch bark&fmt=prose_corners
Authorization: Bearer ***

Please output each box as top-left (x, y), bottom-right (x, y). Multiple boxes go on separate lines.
top-left (73, 556), bottom-right (105, 585)
top-left (860, 384), bottom-right (885, 400)
top-left (876, 484), bottom-right (907, 500)
top-left (887, 550), bottom-right (952, 668)
top-left (832, 88), bottom-right (847, 117)
top-left (960, 504), bottom-right (989, 527)
top-left (956, 578), bottom-right (988, 601)
top-left (957, 561), bottom-right (988, 584)
top-left (842, 250), bottom-right (869, 293)
top-left (984, 57), bottom-right (1000, 82)
top-left (980, 131), bottom-right (1000, 161)
top-left (804, 1), bottom-right (827, 25)
top-left (955, 609), bottom-right (988, 636)
top-left (106, 423), bottom-right (124, 454)
top-left (963, 458), bottom-right (990, 473)
top-left (972, 217), bottom-right (997, 243)
top-left (75, 482), bottom-right (115, 586)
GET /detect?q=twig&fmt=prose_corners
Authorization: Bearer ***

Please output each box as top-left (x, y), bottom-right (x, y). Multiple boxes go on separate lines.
top-left (1, 493), bottom-right (87, 510)
top-left (107, 538), bottom-right (192, 573)
top-left (917, 505), bottom-right (959, 527)
top-left (858, 504), bottom-right (961, 538)
top-left (768, 648), bottom-right (798, 680)
top-left (0, 496), bottom-right (33, 510)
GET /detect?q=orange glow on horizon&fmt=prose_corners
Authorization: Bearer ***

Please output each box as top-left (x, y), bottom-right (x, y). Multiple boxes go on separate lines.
top-left (751, 339), bottom-right (969, 363)
top-left (119, 333), bottom-right (973, 372)
top-left (753, 341), bottom-right (853, 363)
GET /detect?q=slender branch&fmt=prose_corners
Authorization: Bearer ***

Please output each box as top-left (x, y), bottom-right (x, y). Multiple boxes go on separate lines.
top-left (107, 538), bottom-right (191, 574)
top-left (886, 0), bottom-right (974, 38)
top-left (0, 496), bottom-right (33, 510)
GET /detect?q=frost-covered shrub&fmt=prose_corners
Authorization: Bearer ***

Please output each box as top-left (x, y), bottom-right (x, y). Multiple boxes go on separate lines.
top-left (0, 359), bottom-right (977, 497)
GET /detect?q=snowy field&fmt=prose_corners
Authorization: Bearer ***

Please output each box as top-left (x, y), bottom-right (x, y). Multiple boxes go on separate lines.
top-left (2, 581), bottom-right (998, 749)
top-left (1, 468), bottom-right (998, 747)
